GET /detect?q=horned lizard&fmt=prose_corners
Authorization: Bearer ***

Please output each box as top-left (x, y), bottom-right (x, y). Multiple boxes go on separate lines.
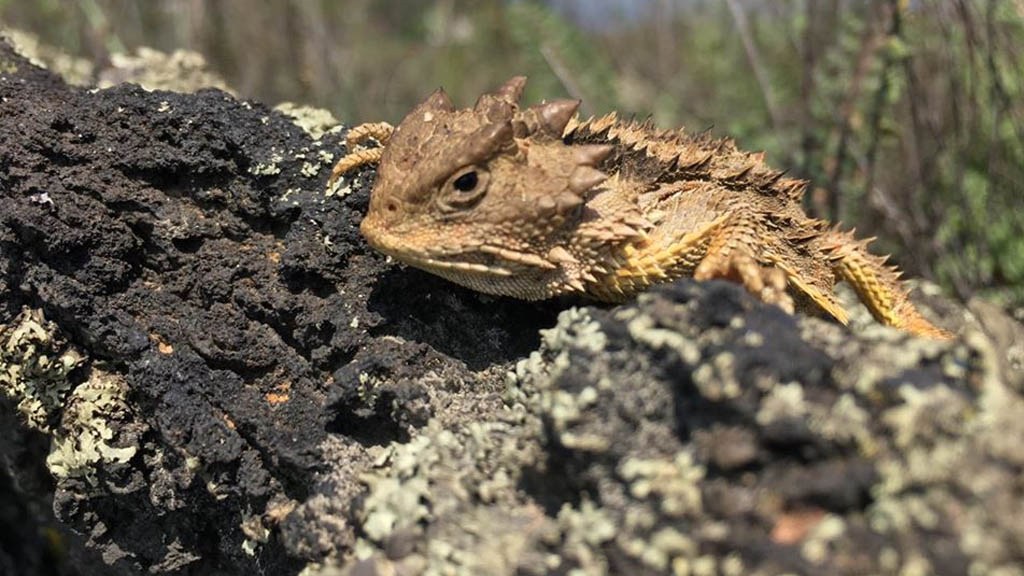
top-left (329, 77), bottom-right (951, 339)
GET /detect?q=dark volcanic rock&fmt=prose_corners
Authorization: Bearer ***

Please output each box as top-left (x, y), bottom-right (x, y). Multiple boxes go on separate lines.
top-left (0, 41), bottom-right (554, 575)
top-left (2, 39), bottom-right (1023, 576)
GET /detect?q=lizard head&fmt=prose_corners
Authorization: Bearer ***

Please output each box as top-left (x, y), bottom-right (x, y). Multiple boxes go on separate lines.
top-left (359, 76), bottom-right (617, 298)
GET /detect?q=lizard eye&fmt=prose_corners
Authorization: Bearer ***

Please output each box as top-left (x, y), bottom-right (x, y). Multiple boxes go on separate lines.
top-left (439, 165), bottom-right (489, 211)
top-left (453, 171), bottom-right (478, 192)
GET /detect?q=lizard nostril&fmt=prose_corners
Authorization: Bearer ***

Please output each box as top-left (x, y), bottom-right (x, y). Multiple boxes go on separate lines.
top-left (386, 202), bottom-right (397, 212)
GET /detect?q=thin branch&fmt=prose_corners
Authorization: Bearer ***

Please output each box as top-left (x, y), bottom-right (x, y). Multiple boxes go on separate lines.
top-left (980, 0), bottom-right (1005, 287)
top-left (539, 43), bottom-right (588, 114)
top-left (862, 0), bottom-right (903, 222)
top-left (724, 0), bottom-right (781, 129)
top-left (985, 0), bottom-right (1024, 155)
top-left (899, 32), bottom-right (934, 237)
top-left (935, 2), bottom-right (971, 294)
top-left (797, 0), bottom-right (820, 214)
top-left (824, 6), bottom-right (885, 223)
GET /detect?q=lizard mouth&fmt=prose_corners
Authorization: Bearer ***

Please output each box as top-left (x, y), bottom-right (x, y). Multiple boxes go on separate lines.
top-left (359, 211), bottom-right (568, 283)
top-left (360, 219), bottom-right (517, 277)
top-left (388, 250), bottom-right (516, 277)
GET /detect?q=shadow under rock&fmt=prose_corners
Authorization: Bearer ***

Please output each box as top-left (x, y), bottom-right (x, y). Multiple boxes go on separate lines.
top-left (366, 266), bottom-right (566, 371)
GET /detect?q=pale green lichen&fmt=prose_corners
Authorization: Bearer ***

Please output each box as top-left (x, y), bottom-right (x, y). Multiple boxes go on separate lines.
top-left (755, 381), bottom-right (807, 426)
top-left (691, 352), bottom-right (743, 401)
top-left (45, 368), bottom-right (137, 483)
top-left (814, 392), bottom-right (871, 446)
top-left (271, 104), bottom-right (352, 196)
top-left (249, 150), bottom-right (285, 176)
top-left (360, 474), bottom-right (431, 542)
top-left (274, 102), bottom-right (341, 140)
top-left (556, 500), bottom-right (616, 574)
top-left (640, 527), bottom-right (695, 571)
top-left (96, 46), bottom-right (234, 94)
top-left (301, 161), bottom-right (320, 178)
top-left (325, 179), bottom-right (353, 199)
top-left (624, 307), bottom-right (701, 365)
top-left (511, 308), bottom-right (605, 429)
top-left (800, 514), bottom-right (846, 564)
top-left (541, 307), bottom-right (606, 354)
top-left (619, 451), bottom-right (704, 518)
top-left (2, 28), bottom-right (92, 85)
top-left (0, 307), bottom-right (84, 432)
top-left (349, 414), bottom-right (550, 575)
top-left (542, 386), bottom-right (600, 446)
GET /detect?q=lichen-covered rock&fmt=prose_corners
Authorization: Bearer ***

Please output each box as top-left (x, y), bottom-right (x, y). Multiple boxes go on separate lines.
top-left (0, 39), bottom-right (552, 575)
top-left (97, 46), bottom-right (235, 93)
top-left (510, 282), bottom-right (1023, 575)
top-left (1, 28), bottom-right (94, 86)
top-left (2, 37), bottom-right (1023, 576)
top-left (315, 280), bottom-right (1022, 576)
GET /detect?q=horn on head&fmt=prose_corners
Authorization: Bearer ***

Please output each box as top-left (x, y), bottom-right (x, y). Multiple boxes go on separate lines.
top-left (517, 99), bottom-right (580, 138)
top-left (447, 120), bottom-right (515, 168)
top-left (476, 119), bottom-right (514, 151)
top-left (474, 76), bottom-right (528, 121)
top-left (490, 76), bottom-right (527, 104)
top-left (421, 88), bottom-right (454, 112)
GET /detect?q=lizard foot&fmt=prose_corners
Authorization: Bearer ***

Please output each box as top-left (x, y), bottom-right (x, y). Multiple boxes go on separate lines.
top-left (694, 250), bottom-right (794, 314)
top-left (327, 122), bottom-right (395, 188)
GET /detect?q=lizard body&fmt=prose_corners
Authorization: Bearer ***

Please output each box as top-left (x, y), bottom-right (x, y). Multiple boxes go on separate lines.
top-left (330, 77), bottom-right (951, 339)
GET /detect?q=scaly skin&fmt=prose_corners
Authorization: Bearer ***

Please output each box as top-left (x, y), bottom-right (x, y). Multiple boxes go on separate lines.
top-left (329, 77), bottom-right (952, 339)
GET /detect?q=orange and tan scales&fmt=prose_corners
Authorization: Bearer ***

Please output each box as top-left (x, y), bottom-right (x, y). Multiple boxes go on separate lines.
top-left (329, 77), bottom-right (951, 339)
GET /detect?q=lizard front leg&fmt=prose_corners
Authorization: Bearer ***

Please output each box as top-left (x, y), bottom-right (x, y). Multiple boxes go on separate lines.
top-left (327, 122), bottom-right (395, 187)
top-left (692, 215), bottom-right (794, 313)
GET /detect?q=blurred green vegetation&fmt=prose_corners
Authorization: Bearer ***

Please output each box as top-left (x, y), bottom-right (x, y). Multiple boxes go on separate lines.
top-left (2, 0), bottom-right (1023, 308)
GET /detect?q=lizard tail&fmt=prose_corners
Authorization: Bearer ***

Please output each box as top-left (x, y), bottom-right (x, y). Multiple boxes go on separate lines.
top-left (813, 229), bottom-right (952, 339)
